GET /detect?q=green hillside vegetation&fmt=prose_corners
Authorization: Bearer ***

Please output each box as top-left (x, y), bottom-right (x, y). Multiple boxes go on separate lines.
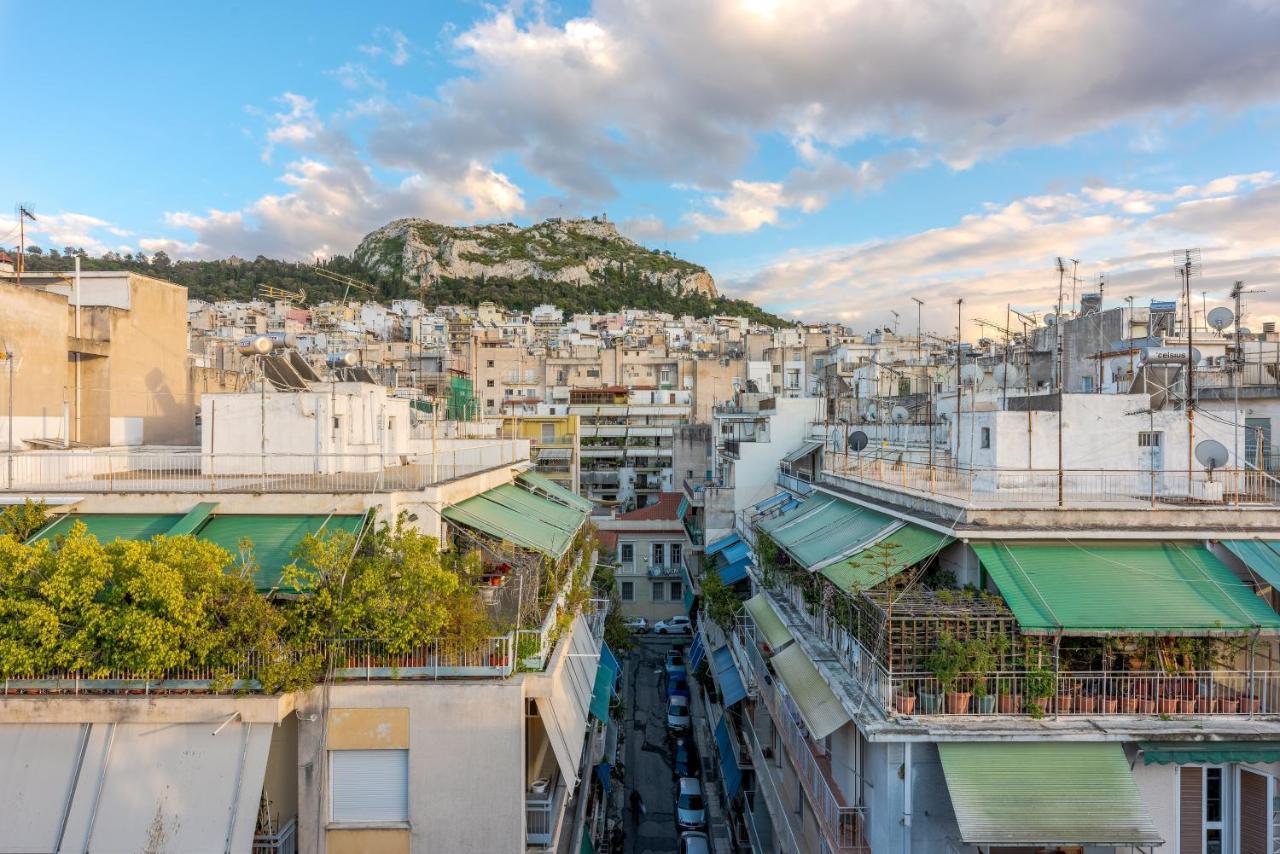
top-left (10, 245), bottom-right (785, 325)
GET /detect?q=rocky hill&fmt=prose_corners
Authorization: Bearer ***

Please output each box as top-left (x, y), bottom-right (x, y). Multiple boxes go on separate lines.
top-left (354, 217), bottom-right (718, 297)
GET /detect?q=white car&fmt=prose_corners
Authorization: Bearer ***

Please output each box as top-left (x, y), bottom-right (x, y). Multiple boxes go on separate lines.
top-left (666, 694), bottom-right (691, 732)
top-left (676, 777), bottom-right (707, 830)
top-left (654, 616), bottom-right (692, 635)
top-left (679, 831), bottom-right (710, 854)
top-left (623, 616), bottom-right (648, 633)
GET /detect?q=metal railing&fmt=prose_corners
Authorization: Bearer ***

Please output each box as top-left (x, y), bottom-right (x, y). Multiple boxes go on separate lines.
top-left (757, 658), bottom-right (868, 851)
top-left (253, 818), bottom-right (297, 854)
top-left (526, 778), bottom-right (567, 846)
top-left (1, 443), bottom-right (525, 493)
top-left (890, 669), bottom-right (1280, 716)
top-left (776, 470), bottom-right (814, 495)
top-left (825, 455), bottom-right (1280, 507)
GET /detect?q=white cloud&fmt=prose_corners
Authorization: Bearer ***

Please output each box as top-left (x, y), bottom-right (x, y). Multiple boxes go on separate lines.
top-left (262, 92), bottom-right (321, 162)
top-left (724, 172), bottom-right (1280, 331)
top-left (331, 62), bottom-right (385, 92)
top-left (360, 27), bottom-right (412, 66)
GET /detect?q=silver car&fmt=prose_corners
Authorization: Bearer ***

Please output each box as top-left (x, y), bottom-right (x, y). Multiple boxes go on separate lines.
top-left (679, 831), bottom-right (710, 854)
top-left (676, 777), bottom-right (706, 830)
top-left (666, 694), bottom-right (691, 732)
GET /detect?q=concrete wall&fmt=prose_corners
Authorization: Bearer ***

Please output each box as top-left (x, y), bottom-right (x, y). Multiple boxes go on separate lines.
top-left (719, 397), bottom-right (819, 524)
top-left (295, 680), bottom-right (527, 854)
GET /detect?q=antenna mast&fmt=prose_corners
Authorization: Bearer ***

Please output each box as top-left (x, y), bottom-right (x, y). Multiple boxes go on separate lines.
top-left (1175, 248), bottom-right (1202, 482)
top-left (16, 205), bottom-right (36, 286)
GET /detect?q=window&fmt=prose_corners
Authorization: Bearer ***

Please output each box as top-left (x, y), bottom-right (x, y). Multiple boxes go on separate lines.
top-left (619, 543), bottom-right (634, 564)
top-left (485, 399), bottom-right (495, 410)
top-left (670, 543), bottom-right (682, 567)
top-left (620, 581), bottom-right (634, 602)
top-left (670, 580), bottom-right (682, 600)
top-left (785, 368), bottom-right (800, 389)
top-left (652, 543), bottom-right (665, 567)
top-left (1204, 766), bottom-right (1224, 853)
top-left (330, 749), bottom-right (409, 823)
top-left (486, 379), bottom-right (495, 388)
top-left (587, 369), bottom-right (600, 378)
top-left (1138, 431), bottom-right (1162, 447)
top-left (652, 582), bottom-right (665, 602)
top-left (1082, 376), bottom-right (1094, 393)
top-left (541, 423), bottom-right (556, 442)
top-left (486, 360), bottom-right (495, 368)
top-left (980, 427), bottom-right (990, 449)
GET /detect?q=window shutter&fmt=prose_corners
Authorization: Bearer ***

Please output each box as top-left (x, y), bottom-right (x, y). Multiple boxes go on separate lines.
top-left (331, 749), bottom-right (409, 823)
top-left (1179, 767), bottom-right (1203, 854)
top-left (1240, 769), bottom-right (1269, 854)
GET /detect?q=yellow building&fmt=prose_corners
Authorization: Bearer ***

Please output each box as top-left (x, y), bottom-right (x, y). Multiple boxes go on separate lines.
top-left (503, 413), bottom-right (580, 495)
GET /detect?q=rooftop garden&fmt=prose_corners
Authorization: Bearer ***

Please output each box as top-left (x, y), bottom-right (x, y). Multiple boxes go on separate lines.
top-left (0, 501), bottom-right (606, 694)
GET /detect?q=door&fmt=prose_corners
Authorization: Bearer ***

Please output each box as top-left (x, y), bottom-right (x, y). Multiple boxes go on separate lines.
top-left (541, 422), bottom-right (556, 443)
top-left (1238, 768), bottom-right (1271, 854)
top-left (1245, 417), bottom-right (1271, 470)
top-left (1140, 430), bottom-right (1164, 494)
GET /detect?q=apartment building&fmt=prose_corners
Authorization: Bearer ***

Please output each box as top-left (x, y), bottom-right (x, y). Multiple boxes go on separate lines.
top-left (597, 492), bottom-right (692, 623)
top-left (503, 412), bottom-right (581, 494)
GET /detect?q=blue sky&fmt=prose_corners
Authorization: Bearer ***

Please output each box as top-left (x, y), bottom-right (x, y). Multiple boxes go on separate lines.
top-left (5, 0), bottom-right (1280, 331)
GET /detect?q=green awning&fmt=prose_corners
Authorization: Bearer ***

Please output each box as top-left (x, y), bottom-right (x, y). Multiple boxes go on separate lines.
top-left (30, 513), bottom-right (183, 544)
top-left (1140, 741), bottom-right (1280, 765)
top-left (444, 487), bottom-right (579, 559)
top-left (937, 742), bottom-right (1161, 847)
top-left (481, 483), bottom-right (587, 536)
top-left (516, 470), bottom-right (594, 514)
top-left (769, 643), bottom-right (850, 739)
top-left (165, 502), bottom-right (219, 536)
top-left (971, 540), bottom-right (1280, 635)
top-left (821, 524), bottom-right (953, 592)
top-left (590, 660), bottom-right (616, 722)
top-left (1222, 539), bottom-right (1280, 590)
top-left (757, 493), bottom-right (898, 568)
top-left (197, 514), bottom-right (365, 591)
top-left (743, 594), bottom-right (793, 651)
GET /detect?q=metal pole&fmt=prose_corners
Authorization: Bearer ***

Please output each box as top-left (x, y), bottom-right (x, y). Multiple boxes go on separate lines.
top-left (6, 353), bottom-right (12, 488)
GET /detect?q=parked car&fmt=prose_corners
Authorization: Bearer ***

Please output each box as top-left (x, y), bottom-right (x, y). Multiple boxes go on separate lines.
top-left (664, 649), bottom-right (687, 679)
top-left (679, 831), bottom-right (710, 854)
top-left (676, 777), bottom-right (707, 830)
top-left (666, 695), bottom-right (691, 732)
top-left (672, 736), bottom-right (698, 779)
top-left (666, 673), bottom-right (690, 699)
top-left (654, 616), bottom-right (692, 635)
top-left (622, 616), bottom-right (648, 633)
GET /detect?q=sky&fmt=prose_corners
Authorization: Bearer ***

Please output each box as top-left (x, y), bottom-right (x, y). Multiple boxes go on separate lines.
top-left (4, 0), bottom-right (1280, 334)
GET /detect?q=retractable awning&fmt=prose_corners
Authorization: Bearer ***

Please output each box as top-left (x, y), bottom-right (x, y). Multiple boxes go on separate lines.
top-left (719, 557), bottom-right (751, 585)
top-left (744, 594), bottom-right (793, 651)
top-left (590, 658), bottom-right (616, 722)
top-left (688, 635), bottom-right (706, 671)
top-left (769, 644), bottom-right (850, 739)
top-left (781, 440), bottom-right (823, 465)
top-left (937, 742), bottom-right (1162, 847)
top-left (516, 470), bottom-right (595, 513)
top-left (481, 483), bottom-right (587, 535)
top-left (444, 483), bottom-right (588, 560)
top-left (711, 646), bottom-right (747, 707)
top-left (1139, 741), bottom-right (1280, 765)
top-left (31, 513), bottom-right (183, 544)
top-left (534, 447), bottom-right (573, 460)
top-left (971, 540), bottom-right (1280, 635)
top-left (751, 492), bottom-right (789, 514)
top-left (757, 493), bottom-right (901, 569)
top-left (1221, 539), bottom-right (1280, 590)
top-left (714, 715), bottom-right (742, 801)
top-left (677, 496), bottom-right (689, 518)
top-left (197, 514), bottom-right (366, 591)
top-left (706, 532), bottom-right (742, 557)
top-left (821, 524), bottom-right (953, 592)
top-left (719, 540), bottom-right (750, 565)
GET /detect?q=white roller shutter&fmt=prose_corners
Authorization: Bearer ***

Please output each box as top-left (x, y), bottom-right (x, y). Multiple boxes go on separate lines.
top-left (330, 749), bottom-right (409, 823)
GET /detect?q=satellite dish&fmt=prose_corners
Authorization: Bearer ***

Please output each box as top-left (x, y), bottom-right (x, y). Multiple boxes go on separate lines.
top-left (891, 405), bottom-right (909, 423)
top-left (1195, 439), bottom-right (1229, 471)
top-left (961, 364), bottom-right (984, 384)
top-left (848, 430), bottom-right (869, 452)
top-left (1043, 313), bottom-right (1058, 327)
top-left (993, 363), bottom-right (1021, 386)
top-left (1207, 306), bottom-right (1234, 331)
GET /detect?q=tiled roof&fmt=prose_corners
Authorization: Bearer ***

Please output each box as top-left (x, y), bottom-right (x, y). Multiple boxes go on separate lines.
top-left (617, 492), bottom-right (682, 521)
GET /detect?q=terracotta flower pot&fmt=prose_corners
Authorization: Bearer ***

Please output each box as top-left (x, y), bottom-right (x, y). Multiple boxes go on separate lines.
top-left (945, 691), bottom-right (972, 714)
top-left (1243, 696), bottom-right (1262, 714)
top-left (1030, 696), bottom-right (1050, 715)
top-left (1138, 697), bottom-right (1157, 714)
top-left (997, 693), bottom-right (1022, 714)
top-left (1158, 696), bottom-right (1180, 715)
top-left (895, 694), bottom-right (917, 715)
top-left (1179, 698), bottom-right (1196, 714)
top-left (1057, 694), bottom-right (1074, 713)
top-left (1121, 695), bottom-right (1139, 714)
top-left (1217, 697), bottom-right (1240, 714)
top-left (1077, 695), bottom-right (1096, 714)
top-left (1101, 697), bottom-right (1119, 714)
top-left (1195, 697), bottom-right (1214, 714)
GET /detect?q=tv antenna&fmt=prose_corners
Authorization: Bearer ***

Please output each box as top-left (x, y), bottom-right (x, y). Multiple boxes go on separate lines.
top-left (1174, 248), bottom-right (1202, 480)
top-left (14, 203), bottom-right (36, 285)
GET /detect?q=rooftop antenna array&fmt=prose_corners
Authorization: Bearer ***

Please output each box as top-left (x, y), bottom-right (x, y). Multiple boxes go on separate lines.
top-left (14, 203), bottom-right (36, 285)
top-left (1174, 248), bottom-right (1202, 479)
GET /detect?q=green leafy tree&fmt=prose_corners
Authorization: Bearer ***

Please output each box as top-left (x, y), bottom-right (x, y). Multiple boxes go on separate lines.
top-left (0, 499), bottom-right (48, 541)
top-left (700, 568), bottom-right (741, 631)
top-left (592, 562), bottom-right (634, 653)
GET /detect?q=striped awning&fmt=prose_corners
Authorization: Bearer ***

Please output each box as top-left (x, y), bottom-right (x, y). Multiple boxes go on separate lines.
top-left (743, 594), bottom-right (793, 652)
top-left (711, 646), bottom-right (747, 707)
top-left (719, 557), bottom-right (751, 586)
top-left (769, 643), bottom-right (850, 739)
top-left (714, 715), bottom-right (742, 801)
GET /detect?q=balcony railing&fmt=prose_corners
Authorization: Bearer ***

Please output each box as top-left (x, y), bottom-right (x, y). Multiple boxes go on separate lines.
top-left (776, 470), bottom-right (814, 495)
top-left (253, 818), bottom-right (297, 854)
top-left (722, 438), bottom-right (741, 459)
top-left (824, 455), bottom-right (1280, 508)
top-left (757, 653), bottom-right (868, 851)
top-left (526, 777), bottom-right (567, 846)
top-left (1, 444), bottom-right (525, 494)
top-left (891, 669), bottom-right (1280, 717)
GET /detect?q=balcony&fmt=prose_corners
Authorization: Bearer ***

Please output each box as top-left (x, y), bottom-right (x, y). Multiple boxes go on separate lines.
top-left (776, 470), bottom-right (814, 495)
top-left (526, 776), bottom-right (568, 847)
top-left (252, 818), bottom-right (297, 854)
top-left (646, 563), bottom-right (681, 578)
top-left (682, 517), bottom-right (704, 547)
top-left (721, 438), bottom-right (741, 459)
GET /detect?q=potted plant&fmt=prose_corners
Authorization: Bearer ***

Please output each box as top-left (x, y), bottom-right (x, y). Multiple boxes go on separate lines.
top-left (919, 689), bottom-right (942, 714)
top-left (968, 638), bottom-right (998, 714)
top-left (894, 689), bottom-right (917, 715)
top-left (1025, 666), bottom-right (1054, 719)
top-left (1217, 694), bottom-right (1240, 714)
top-left (925, 632), bottom-right (970, 714)
top-left (1158, 688), bottom-right (1180, 715)
top-left (996, 678), bottom-right (1021, 714)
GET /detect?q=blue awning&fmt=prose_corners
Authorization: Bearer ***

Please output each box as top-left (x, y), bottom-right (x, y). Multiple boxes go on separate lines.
top-left (714, 715), bottom-right (742, 801)
top-left (688, 634), bottom-right (707, 671)
top-left (719, 557), bottom-right (750, 585)
top-left (780, 499), bottom-right (801, 513)
top-left (590, 660), bottom-right (617, 722)
top-left (595, 761), bottom-right (612, 794)
top-left (720, 540), bottom-right (750, 565)
top-left (752, 493), bottom-right (788, 513)
top-left (711, 646), bottom-right (747, 707)
top-left (601, 644), bottom-right (621, 694)
top-left (706, 532), bottom-right (742, 556)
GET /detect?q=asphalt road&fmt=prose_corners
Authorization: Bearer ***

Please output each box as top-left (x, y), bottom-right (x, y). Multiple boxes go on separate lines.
top-left (623, 635), bottom-right (685, 854)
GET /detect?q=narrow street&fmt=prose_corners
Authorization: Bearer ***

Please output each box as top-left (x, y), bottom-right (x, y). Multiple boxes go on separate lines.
top-left (623, 636), bottom-right (682, 854)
